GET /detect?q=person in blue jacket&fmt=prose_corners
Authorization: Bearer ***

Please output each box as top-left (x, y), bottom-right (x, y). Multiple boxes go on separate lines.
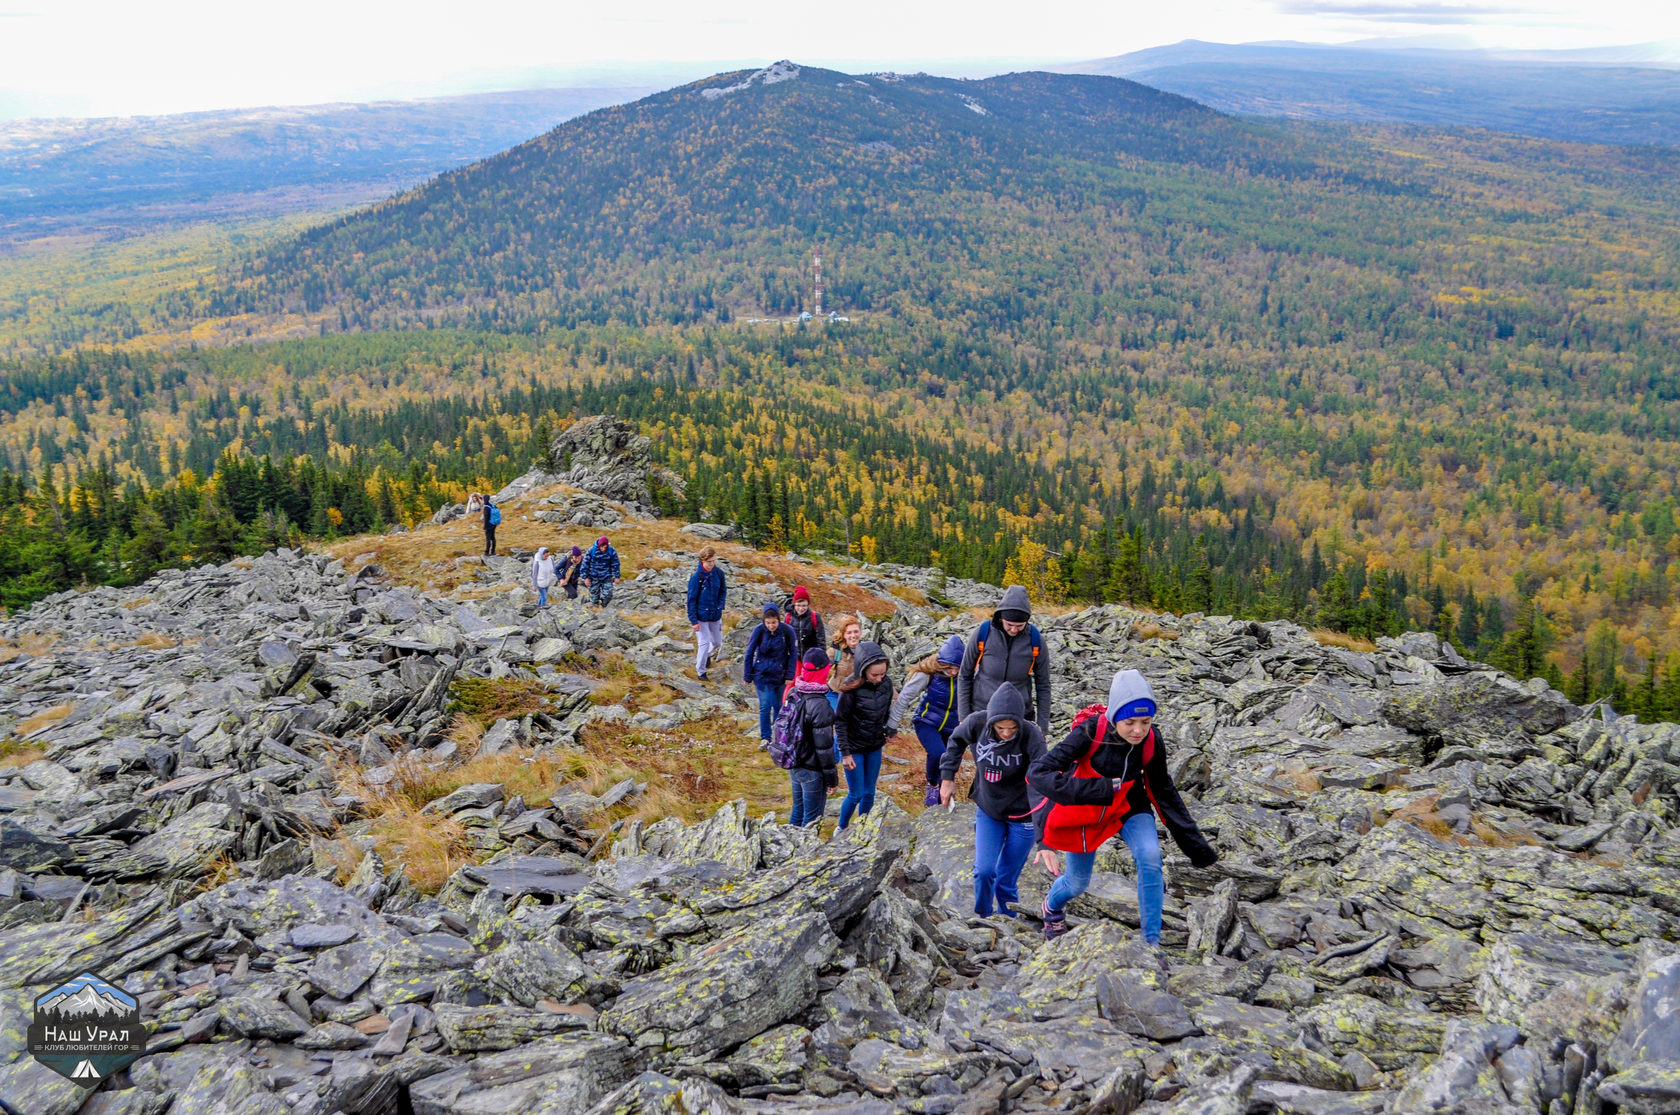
top-left (890, 634), bottom-right (965, 807)
top-left (744, 601), bottom-right (799, 747)
top-left (580, 535), bottom-right (621, 608)
top-left (687, 546), bottom-right (727, 681)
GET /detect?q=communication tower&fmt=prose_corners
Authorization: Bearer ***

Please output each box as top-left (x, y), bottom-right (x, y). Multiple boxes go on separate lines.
top-left (812, 246), bottom-right (824, 317)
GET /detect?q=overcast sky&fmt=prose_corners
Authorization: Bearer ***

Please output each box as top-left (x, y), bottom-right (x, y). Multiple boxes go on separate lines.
top-left (2, 0), bottom-right (1676, 119)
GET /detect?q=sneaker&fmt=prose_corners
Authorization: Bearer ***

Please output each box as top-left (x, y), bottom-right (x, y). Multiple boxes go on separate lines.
top-left (924, 785), bottom-right (941, 807)
top-left (758, 740), bottom-right (770, 751)
top-left (1041, 899), bottom-right (1069, 941)
top-left (697, 671), bottom-right (708, 681)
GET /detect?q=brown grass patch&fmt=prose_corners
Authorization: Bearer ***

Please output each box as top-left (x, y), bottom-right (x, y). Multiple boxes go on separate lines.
top-left (314, 833), bottom-right (366, 886)
top-left (588, 676), bottom-right (681, 713)
top-left (0, 739), bottom-right (46, 769)
top-left (0, 633), bottom-right (58, 662)
top-left (448, 675), bottom-right (556, 726)
top-left (1131, 622), bottom-right (1180, 642)
top-left (121, 633), bottom-right (178, 651)
top-left (197, 853), bottom-right (243, 892)
top-left (12, 704), bottom-right (73, 738)
top-left (887, 584), bottom-right (931, 607)
top-left (319, 489), bottom-right (905, 619)
top-left (1310, 630), bottom-right (1379, 653)
top-left (371, 801), bottom-right (474, 893)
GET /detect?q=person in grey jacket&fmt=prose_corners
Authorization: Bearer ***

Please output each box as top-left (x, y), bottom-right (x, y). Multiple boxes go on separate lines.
top-left (956, 585), bottom-right (1053, 738)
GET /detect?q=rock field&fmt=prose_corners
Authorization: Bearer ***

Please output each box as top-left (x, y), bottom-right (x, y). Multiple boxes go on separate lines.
top-left (3, 490), bottom-right (1680, 1114)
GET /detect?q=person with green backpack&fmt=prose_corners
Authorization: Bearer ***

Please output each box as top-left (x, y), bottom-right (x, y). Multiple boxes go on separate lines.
top-left (1026, 669), bottom-right (1218, 954)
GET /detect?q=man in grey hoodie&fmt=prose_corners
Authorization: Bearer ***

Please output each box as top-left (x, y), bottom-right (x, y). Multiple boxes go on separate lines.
top-left (957, 585), bottom-right (1053, 738)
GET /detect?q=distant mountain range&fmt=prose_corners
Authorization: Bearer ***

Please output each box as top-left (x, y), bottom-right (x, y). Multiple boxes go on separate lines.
top-left (1059, 39), bottom-right (1680, 147)
top-left (0, 86), bottom-right (657, 241)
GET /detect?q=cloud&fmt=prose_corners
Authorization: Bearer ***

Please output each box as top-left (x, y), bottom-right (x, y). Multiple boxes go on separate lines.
top-left (1272, 0), bottom-right (1519, 22)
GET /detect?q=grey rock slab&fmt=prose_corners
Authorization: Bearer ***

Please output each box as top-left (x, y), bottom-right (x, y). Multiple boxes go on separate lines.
top-left (453, 855), bottom-right (591, 902)
top-left (1391, 1018), bottom-right (1523, 1115)
top-left (310, 940), bottom-right (384, 1000)
top-left (218, 994), bottom-right (310, 1039)
top-left (290, 923), bottom-right (358, 948)
top-left (434, 1002), bottom-right (595, 1051)
top-left (0, 986), bottom-right (93, 1115)
top-left (472, 938), bottom-right (589, 1007)
top-left (599, 911), bottom-right (839, 1062)
top-left (1474, 932), bottom-right (1638, 1049)
top-left (1251, 1082), bottom-right (1393, 1115)
top-left (1096, 970), bottom-right (1200, 1040)
top-left (1005, 921), bottom-right (1163, 1018)
top-left (368, 932), bottom-right (479, 1007)
top-left (581, 1071), bottom-right (741, 1115)
top-left (1598, 1062), bottom-right (1680, 1115)
top-left (407, 1030), bottom-right (633, 1115)
top-left (1611, 952), bottom-right (1680, 1068)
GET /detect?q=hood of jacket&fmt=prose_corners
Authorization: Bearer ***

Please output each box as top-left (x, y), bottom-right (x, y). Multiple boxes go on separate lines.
top-left (534, 547), bottom-right (550, 562)
top-left (992, 584), bottom-right (1033, 625)
top-left (853, 640), bottom-right (888, 682)
top-left (1105, 669), bottom-right (1157, 725)
top-left (985, 683), bottom-right (1028, 736)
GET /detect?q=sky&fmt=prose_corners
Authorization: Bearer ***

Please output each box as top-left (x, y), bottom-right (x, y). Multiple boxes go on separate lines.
top-left (2, 0), bottom-right (1677, 119)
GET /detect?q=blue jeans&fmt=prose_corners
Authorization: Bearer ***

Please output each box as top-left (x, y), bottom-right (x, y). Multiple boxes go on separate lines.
top-left (839, 748), bottom-right (883, 829)
top-left (756, 683), bottom-right (784, 742)
top-left (790, 768), bottom-right (826, 827)
top-left (974, 811), bottom-right (1036, 917)
top-left (536, 586), bottom-right (549, 607)
top-left (915, 723), bottom-right (948, 786)
top-left (1045, 813), bottom-right (1165, 944)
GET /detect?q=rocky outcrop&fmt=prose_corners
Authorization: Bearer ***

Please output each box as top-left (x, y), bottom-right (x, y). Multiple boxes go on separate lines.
top-left (493, 416), bottom-right (685, 516)
top-left (3, 518), bottom-right (1680, 1113)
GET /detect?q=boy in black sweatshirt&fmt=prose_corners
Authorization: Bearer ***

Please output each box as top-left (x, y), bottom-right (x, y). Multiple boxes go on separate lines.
top-left (939, 685), bottom-right (1046, 918)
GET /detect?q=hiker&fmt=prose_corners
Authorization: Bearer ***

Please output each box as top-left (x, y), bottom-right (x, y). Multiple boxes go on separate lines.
top-left (827, 614), bottom-right (865, 703)
top-left (835, 641), bottom-right (895, 829)
top-left (482, 496), bottom-right (502, 557)
top-left (939, 685), bottom-right (1046, 918)
top-left (957, 585), bottom-right (1052, 738)
top-left (559, 545), bottom-right (584, 599)
top-left (891, 634), bottom-right (965, 806)
top-left (1027, 669), bottom-right (1218, 950)
top-left (531, 546), bottom-right (558, 608)
top-left (743, 601), bottom-right (798, 747)
top-left (784, 586), bottom-right (827, 657)
top-left (580, 535), bottom-right (621, 607)
top-left (687, 546), bottom-right (727, 680)
top-left (780, 648), bottom-right (839, 827)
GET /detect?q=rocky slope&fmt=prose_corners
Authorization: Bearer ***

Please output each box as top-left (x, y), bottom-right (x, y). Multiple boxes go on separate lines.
top-left (3, 492), bottom-right (1680, 1115)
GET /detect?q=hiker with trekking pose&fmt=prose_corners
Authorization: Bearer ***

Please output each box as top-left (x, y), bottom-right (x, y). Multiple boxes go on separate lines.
top-left (892, 634), bottom-right (965, 806)
top-left (957, 586), bottom-right (1052, 739)
top-left (827, 614), bottom-right (865, 706)
top-left (687, 546), bottom-right (727, 681)
top-left (768, 648), bottom-right (839, 827)
top-left (939, 685), bottom-right (1046, 918)
top-left (835, 641), bottom-right (894, 830)
top-left (1027, 669), bottom-right (1218, 953)
top-left (559, 545), bottom-right (584, 599)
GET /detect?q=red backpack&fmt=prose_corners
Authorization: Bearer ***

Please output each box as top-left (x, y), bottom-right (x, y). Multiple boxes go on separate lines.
top-left (1037, 704), bottom-right (1158, 854)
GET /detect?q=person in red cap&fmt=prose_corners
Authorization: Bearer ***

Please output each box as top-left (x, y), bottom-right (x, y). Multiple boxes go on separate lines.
top-left (784, 586), bottom-right (827, 657)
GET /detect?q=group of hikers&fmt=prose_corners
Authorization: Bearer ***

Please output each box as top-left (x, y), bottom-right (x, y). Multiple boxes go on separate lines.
top-left (686, 553), bottom-right (1219, 949)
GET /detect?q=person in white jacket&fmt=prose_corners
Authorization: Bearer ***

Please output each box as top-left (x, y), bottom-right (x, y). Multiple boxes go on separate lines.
top-left (531, 546), bottom-right (558, 608)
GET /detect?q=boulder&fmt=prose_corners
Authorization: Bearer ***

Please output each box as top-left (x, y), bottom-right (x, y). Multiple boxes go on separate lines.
top-left (599, 911), bottom-right (839, 1062)
top-left (408, 1031), bottom-right (633, 1115)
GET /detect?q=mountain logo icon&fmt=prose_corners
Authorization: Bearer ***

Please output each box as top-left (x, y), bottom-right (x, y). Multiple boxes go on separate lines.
top-left (27, 971), bottom-right (146, 1087)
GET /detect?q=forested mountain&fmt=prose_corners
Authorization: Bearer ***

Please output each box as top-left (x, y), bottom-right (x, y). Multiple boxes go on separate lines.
top-left (4, 61), bottom-right (1680, 713)
top-left (1061, 40), bottom-right (1680, 148)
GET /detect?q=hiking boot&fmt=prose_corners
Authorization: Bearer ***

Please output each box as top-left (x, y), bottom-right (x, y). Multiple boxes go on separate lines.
top-left (924, 785), bottom-right (941, 807)
top-left (697, 671), bottom-right (708, 681)
top-left (1149, 945), bottom-right (1171, 974)
top-left (1040, 899), bottom-right (1069, 941)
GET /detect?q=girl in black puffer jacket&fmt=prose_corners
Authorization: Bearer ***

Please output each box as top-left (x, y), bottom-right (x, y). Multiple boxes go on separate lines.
top-left (835, 641), bottom-right (894, 830)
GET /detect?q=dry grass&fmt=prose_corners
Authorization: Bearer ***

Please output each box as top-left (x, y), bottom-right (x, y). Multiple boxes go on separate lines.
top-left (1131, 622), bottom-right (1181, 642)
top-left (887, 584), bottom-right (931, 607)
top-left (12, 704), bottom-right (73, 739)
top-left (120, 633), bottom-right (178, 651)
top-left (314, 833), bottom-right (366, 886)
top-left (0, 633), bottom-right (58, 663)
top-left (1310, 630), bottom-right (1379, 653)
top-left (371, 801), bottom-right (475, 893)
top-left (0, 739), bottom-right (46, 770)
top-left (319, 487), bottom-right (906, 620)
top-left (197, 853), bottom-right (243, 892)
top-left (448, 675), bottom-right (558, 726)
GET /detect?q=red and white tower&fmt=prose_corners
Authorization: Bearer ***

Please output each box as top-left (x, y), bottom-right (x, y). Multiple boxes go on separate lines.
top-left (812, 246), bottom-right (824, 317)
